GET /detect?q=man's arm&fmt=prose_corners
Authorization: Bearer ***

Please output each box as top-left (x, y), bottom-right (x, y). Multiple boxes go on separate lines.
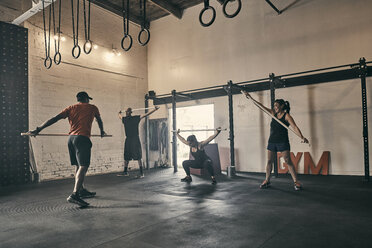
top-left (96, 115), bottom-right (106, 137)
top-left (28, 113), bottom-right (65, 136)
top-left (140, 106), bottom-right (160, 120)
top-left (118, 111), bottom-right (124, 120)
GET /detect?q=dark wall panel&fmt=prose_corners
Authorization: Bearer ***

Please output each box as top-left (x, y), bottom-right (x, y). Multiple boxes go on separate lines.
top-left (0, 21), bottom-right (30, 186)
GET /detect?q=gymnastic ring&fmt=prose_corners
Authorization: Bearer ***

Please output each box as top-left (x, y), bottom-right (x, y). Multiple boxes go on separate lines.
top-left (222, 0), bottom-right (241, 18)
top-left (72, 44), bottom-right (81, 59)
top-left (44, 56), bottom-right (52, 69)
top-left (121, 34), bottom-right (133, 51)
top-left (53, 52), bottom-right (61, 65)
top-left (199, 6), bottom-right (216, 27)
top-left (138, 28), bottom-right (150, 46)
top-left (83, 40), bottom-right (93, 54)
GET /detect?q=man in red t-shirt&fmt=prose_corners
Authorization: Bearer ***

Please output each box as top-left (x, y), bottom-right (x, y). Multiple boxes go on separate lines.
top-left (28, 91), bottom-right (106, 207)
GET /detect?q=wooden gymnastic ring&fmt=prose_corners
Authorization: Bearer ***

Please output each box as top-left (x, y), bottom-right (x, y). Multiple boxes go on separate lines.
top-left (222, 0), bottom-right (242, 18)
top-left (138, 28), bottom-right (150, 46)
top-left (44, 56), bottom-right (52, 69)
top-left (83, 40), bottom-right (93, 54)
top-left (121, 34), bottom-right (133, 51)
top-left (72, 44), bottom-right (81, 59)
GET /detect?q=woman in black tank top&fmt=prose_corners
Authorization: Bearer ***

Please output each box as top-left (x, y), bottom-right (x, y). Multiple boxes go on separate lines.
top-left (243, 91), bottom-right (309, 191)
top-left (176, 128), bottom-right (222, 185)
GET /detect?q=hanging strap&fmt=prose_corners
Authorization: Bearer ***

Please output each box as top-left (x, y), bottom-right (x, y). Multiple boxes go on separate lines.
top-left (52, 0), bottom-right (62, 64)
top-left (71, 0), bottom-right (81, 58)
top-left (199, 0), bottom-right (216, 27)
top-left (42, 0), bottom-right (52, 69)
top-left (138, 0), bottom-right (150, 46)
top-left (121, 0), bottom-right (133, 51)
top-left (83, 0), bottom-right (92, 54)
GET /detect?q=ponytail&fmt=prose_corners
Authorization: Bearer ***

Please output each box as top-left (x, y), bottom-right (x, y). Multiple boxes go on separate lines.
top-left (284, 101), bottom-right (290, 114)
top-left (274, 99), bottom-right (290, 114)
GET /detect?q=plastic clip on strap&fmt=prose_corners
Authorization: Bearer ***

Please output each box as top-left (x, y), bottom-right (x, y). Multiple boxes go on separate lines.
top-left (199, 0), bottom-right (216, 27)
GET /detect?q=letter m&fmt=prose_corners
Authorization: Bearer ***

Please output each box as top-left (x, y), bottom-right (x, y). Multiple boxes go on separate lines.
top-left (304, 151), bottom-right (330, 175)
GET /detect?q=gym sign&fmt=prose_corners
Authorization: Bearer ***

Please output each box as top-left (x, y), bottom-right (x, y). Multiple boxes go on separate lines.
top-left (277, 151), bottom-right (330, 175)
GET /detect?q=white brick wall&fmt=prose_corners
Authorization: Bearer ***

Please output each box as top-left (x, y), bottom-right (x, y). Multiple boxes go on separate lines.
top-left (23, 1), bottom-right (148, 181)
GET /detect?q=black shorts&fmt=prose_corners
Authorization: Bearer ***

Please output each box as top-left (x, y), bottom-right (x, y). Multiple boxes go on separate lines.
top-left (124, 136), bottom-right (142, 161)
top-left (68, 135), bottom-right (92, 167)
top-left (267, 142), bottom-right (290, 152)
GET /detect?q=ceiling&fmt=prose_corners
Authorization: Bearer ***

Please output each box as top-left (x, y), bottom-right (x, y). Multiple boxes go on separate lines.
top-left (90, 0), bottom-right (225, 28)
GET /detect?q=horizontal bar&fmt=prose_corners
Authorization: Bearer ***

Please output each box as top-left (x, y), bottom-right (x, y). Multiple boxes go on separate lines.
top-left (153, 66), bottom-right (372, 105)
top-left (153, 61), bottom-right (372, 99)
top-left (120, 106), bottom-right (157, 112)
top-left (171, 128), bottom-right (227, 132)
top-left (21, 133), bottom-right (113, 137)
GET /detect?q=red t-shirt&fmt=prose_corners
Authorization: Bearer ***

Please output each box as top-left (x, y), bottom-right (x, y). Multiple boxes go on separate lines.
top-left (59, 103), bottom-right (100, 137)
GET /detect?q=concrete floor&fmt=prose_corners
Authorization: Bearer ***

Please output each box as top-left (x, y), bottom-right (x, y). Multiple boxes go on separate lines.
top-left (0, 168), bottom-right (371, 248)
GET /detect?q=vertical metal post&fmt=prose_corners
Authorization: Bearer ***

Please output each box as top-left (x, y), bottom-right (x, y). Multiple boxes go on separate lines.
top-left (359, 58), bottom-right (369, 181)
top-left (226, 81), bottom-right (236, 177)
top-left (171, 90), bottom-right (178, 172)
top-left (144, 94), bottom-right (150, 170)
top-left (269, 73), bottom-right (279, 178)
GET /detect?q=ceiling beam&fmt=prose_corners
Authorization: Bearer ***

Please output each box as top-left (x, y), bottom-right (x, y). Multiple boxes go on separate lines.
top-left (12, 0), bottom-right (56, 25)
top-left (216, 0), bottom-right (224, 5)
top-left (91, 0), bottom-right (150, 29)
top-left (149, 0), bottom-right (183, 19)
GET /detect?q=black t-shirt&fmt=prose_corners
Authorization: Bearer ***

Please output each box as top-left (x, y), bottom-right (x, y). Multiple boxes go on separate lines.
top-left (268, 113), bottom-right (289, 143)
top-left (122, 115), bottom-right (141, 137)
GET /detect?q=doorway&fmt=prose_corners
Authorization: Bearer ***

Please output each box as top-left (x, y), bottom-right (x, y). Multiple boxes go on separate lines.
top-left (169, 104), bottom-right (214, 166)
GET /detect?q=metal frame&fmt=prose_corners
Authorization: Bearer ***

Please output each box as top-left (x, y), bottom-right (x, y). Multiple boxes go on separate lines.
top-left (171, 90), bottom-right (177, 172)
top-left (269, 73), bottom-right (278, 177)
top-left (225, 81), bottom-right (236, 177)
top-left (144, 94), bottom-right (150, 170)
top-left (146, 59), bottom-right (372, 180)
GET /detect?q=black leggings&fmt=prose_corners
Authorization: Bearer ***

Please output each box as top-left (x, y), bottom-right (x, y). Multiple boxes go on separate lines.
top-left (182, 159), bottom-right (214, 177)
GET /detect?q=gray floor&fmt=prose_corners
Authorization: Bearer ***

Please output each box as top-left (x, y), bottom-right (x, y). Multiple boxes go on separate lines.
top-left (0, 168), bottom-right (371, 248)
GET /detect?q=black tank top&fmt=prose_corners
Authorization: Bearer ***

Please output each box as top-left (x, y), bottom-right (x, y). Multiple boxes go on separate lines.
top-left (190, 145), bottom-right (209, 162)
top-left (268, 113), bottom-right (289, 143)
top-left (122, 115), bottom-right (140, 137)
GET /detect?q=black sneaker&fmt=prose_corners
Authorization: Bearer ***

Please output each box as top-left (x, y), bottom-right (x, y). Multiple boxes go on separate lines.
top-left (67, 194), bottom-right (89, 207)
top-left (117, 171), bottom-right (129, 177)
top-left (136, 174), bottom-right (145, 179)
top-left (211, 178), bottom-right (217, 185)
top-left (79, 188), bottom-right (96, 198)
top-left (260, 180), bottom-right (271, 189)
top-left (294, 181), bottom-right (303, 191)
top-left (181, 176), bottom-right (192, 182)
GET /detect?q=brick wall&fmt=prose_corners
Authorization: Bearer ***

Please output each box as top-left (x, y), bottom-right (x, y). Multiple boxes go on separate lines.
top-left (23, 1), bottom-right (148, 181)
